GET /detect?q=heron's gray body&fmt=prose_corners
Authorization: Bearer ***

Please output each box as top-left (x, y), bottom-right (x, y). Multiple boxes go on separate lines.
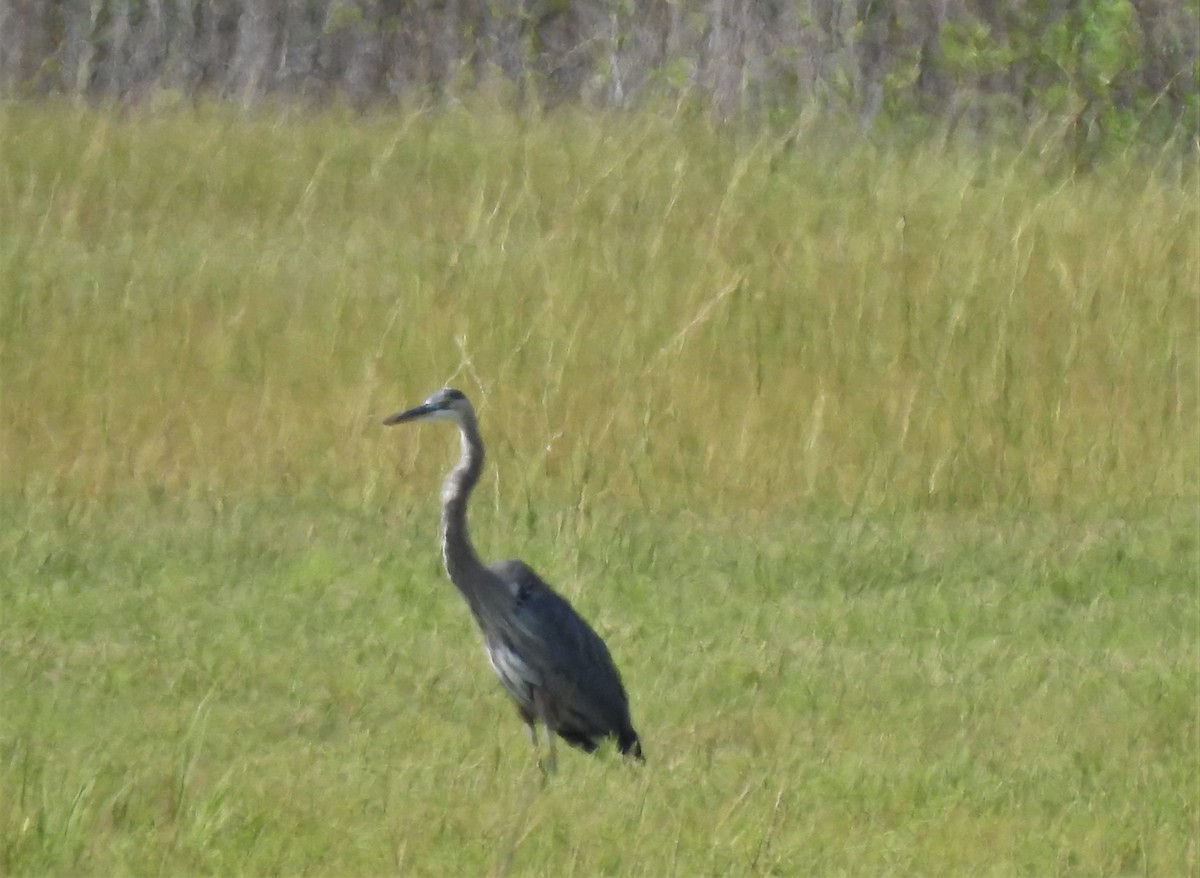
top-left (385, 388), bottom-right (643, 766)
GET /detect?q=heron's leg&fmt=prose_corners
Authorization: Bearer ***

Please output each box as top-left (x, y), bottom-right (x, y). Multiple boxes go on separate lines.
top-left (525, 720), bottom-right (538, 750)
top-left (531, 689), bottom-right (557, 774)
top-left (543, 719), bottom-right (557, 773)
top-left (517, 703), bottom-right (538, 751)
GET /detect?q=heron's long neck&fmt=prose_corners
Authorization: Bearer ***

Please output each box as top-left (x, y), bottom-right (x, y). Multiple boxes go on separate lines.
top-left (440, 417), bottom-right (490, 604)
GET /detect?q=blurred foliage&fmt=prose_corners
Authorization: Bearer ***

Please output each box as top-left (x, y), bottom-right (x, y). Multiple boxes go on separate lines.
top-left (0, 0), bottom-right (1194, 151)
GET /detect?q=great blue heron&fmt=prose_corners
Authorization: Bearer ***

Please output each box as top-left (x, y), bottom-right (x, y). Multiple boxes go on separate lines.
top-left (384, 387), bottom-right (643, 769)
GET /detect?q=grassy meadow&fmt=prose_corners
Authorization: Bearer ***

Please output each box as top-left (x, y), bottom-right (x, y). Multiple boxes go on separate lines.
top-left (0, 102), bottom-right (1197, 875)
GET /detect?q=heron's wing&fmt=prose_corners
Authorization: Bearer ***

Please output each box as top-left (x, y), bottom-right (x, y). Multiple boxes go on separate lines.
top-left (486, 559), bottom-right (633, 736)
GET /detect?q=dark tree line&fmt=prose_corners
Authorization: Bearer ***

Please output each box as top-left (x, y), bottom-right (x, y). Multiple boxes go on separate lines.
top-left (1, 0), bottom-right (1196, 138)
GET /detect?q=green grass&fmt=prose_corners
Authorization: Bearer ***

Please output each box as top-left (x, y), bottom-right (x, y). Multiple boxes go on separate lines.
top-left (0, 102), bottom-right (1197, 875)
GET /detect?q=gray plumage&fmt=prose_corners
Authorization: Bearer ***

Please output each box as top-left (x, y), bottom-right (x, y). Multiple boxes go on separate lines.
top-left (384, 387), bottom-right (643, 768)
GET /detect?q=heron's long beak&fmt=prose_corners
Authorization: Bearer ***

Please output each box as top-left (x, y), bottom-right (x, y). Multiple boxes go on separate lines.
top-left (383, 402), bottom-right (437, 426)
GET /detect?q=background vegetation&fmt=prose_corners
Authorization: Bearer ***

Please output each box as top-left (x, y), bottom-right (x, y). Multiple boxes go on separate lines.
top-left (2, 0), bottom-right (1197, 153)
top-left (0, 97), bottom-right (1197, 873)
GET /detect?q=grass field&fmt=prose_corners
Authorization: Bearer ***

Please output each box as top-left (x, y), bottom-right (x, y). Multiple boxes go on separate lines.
top-left (1, 102), bottom-right (1197, 875)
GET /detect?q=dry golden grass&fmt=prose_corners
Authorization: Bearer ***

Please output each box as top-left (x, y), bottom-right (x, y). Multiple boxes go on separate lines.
top-left (1, 102), bottom-right (1195, 513)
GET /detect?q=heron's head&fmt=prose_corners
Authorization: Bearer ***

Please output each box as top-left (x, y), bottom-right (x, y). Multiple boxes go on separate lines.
top-left (383, 387), bottom-right (473, 427)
